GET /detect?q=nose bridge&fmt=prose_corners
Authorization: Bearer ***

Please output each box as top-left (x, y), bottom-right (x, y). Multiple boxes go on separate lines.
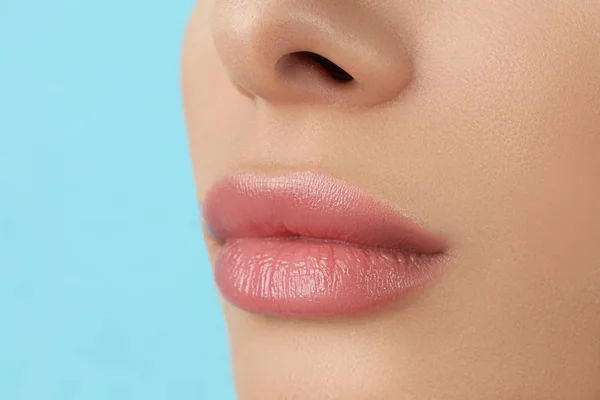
top-left (211, 0), bottom-right (413, 108)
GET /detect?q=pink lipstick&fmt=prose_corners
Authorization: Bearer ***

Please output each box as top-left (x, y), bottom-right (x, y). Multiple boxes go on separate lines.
top-left (202, 171), bottom-right (447, 318)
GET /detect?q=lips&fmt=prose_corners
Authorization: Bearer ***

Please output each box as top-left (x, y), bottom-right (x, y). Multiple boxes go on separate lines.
top-left (202, 171), bottom-right (447, 318)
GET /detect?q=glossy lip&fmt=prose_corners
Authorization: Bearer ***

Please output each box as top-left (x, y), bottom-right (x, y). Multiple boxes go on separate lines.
top-left (202, 171), bottom-right (448, 318)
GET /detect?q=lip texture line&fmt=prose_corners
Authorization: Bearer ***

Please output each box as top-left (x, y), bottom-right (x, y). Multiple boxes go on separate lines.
top-left (202, 171), bottom-right (447, 318)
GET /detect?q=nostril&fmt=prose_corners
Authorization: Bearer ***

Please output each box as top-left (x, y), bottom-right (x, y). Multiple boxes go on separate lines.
top-left (277, 51), bottom-right (354, 84)
top-left (295, 52), bottom-right (354, 83)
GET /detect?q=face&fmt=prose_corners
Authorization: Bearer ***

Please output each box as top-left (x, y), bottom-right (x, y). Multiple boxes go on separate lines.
top-left (182, 1), bottom-right (600, 399)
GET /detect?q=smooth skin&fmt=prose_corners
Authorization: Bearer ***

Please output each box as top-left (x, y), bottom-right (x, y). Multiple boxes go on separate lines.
top-left (182, 1), bottom-right (600, 399)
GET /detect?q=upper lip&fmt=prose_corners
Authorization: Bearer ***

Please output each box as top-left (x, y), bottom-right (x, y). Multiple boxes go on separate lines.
top-left (202, 170), bottom-right (446, 254)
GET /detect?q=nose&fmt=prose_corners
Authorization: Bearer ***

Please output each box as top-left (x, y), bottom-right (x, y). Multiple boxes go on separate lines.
top-left (211, 0), bottom-right (413, 108)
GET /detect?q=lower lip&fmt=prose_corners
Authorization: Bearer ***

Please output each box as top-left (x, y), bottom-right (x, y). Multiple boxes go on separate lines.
top-left (214, 236), bottom-right (442, 318)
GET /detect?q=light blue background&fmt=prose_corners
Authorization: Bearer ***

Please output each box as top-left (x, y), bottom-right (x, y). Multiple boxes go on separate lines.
top-left (0, 1), bottom-right (235, 399)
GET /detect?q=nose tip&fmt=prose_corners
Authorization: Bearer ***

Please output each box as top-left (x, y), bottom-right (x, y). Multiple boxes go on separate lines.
top-left (211, 0), bottom-right (413, 108)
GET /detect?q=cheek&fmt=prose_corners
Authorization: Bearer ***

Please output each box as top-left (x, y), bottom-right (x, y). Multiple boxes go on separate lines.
top-left (414, 2), bottom-right (600, 256)
top-left (413, 1), bottom-right (600, 361)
